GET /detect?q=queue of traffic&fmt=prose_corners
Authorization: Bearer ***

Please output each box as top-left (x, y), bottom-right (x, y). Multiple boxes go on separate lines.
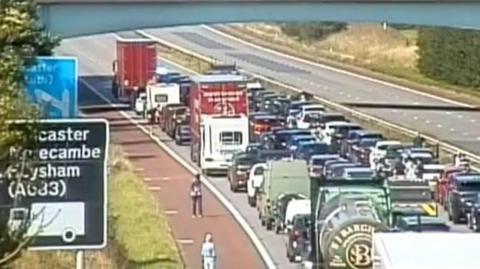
top-left (111, 38), bottom-right (480, 269)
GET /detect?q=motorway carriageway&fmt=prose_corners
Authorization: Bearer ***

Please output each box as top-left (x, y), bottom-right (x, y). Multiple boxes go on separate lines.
top-left (56, 32), bottom-right (472, 269)
top-left (139, 25), bottom-right (480, 156)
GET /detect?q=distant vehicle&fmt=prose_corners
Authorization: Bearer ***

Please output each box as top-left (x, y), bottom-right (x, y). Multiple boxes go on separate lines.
top-left (322, 159), bottom-right (350, 178)
top-left (341, 167), bottom-right (375, 180)
top-left (144, 83), bottom-right (181, 123)
top-left (247, 163), bottom-right (267, 207)
top-left (320, 121), bottom-right (361, 145)
top-left (299, 104), bottom-right (325, 117)
top-left (294, 142), bottom-right (330, 161)
top-left (134, 92), bottom-right (146, 115)
top-left (189, 74), bottom-right (249, 173)
top-left (436, 166), bottom-right (466, 207)
top-left (341, 130), bottom-right (384, 157)
top-left (160, 103), bottom-right (184, 131)
top-left (296, 112), bottom-right (323, 129)
top-left (245, 143), bottom-right (261, 155)
top-left (446, 173), bottom-right (480, 223)
top-left (421, 163), bottom-right (445, 194)
top-left (228, 153), bottom-right (255, 192)
top-left (308, 154), bottom-right (341, 178)
top-left (466, 194), bottom-right (480, 232)
top-left (349, 137), bottom-right (383, 165)
top-left (274, 194), bottom-right (308, 234)
top-left (370, 140), bottom-right (403, 169)
top-left (286, 213), bottom-right (311, 263)
top-left (165, 106), bottom-right (189, 138)
top-left (249, 114), bottom-right (285, 141)
top-left (257, 159), bottom-right (309, 231)
top-left (270, 129), bottom-right (312, 150)
top-left (112, 39), bottom-right (156, 108)
top-left (287, 135), bottom-right (317, 152)
top-left (174, 125), bottom-right (191, 145)
top-left (328, 162), bottom-right (363, 179)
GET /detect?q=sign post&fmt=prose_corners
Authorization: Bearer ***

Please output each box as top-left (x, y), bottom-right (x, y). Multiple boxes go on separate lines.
top-left (25, 57), bottom-right (78, 119)
top-left (0, 119), bottom-right (109, 250)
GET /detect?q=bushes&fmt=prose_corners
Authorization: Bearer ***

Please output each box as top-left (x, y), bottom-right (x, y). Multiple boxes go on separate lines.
top-left (417, 27), bottom-right (480, 89)
top-left (109, 149), bottom-right (183, 269)
top-left (279, 22), bottom-right (347, 41)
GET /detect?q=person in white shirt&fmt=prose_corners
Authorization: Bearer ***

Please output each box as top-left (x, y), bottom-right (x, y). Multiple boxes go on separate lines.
top-left (201, 233), bottom-right (216, 269)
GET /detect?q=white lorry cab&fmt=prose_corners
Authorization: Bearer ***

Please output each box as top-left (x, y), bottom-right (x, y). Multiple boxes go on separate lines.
top-left (285, 199), bottom-right (311, 231)
top-left (200, 114), bottom-right (249, 174)
top-left (372, 232), bottom-right (480, 269)
top-left (247, 163), bottom-right (267, 207)
top-left (145, 83), bottom-right (180, 120)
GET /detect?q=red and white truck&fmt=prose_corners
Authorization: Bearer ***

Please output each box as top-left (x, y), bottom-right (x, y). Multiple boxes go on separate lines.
top-left (189, 74), bottom-right (249, 175)
top-left (111, 38), bottom-right (156, 108)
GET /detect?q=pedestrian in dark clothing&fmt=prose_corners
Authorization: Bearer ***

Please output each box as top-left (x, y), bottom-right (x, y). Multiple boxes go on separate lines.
top-left (190, 174), bottom-right (203, 218)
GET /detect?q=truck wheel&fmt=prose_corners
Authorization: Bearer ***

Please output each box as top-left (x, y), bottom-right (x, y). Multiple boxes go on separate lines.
top-left (275, 223), bottom-right (281, 234)
top-left (248, 196), bottom-right (256, 207)
top-left (230, 182), bottom-right (237, 192)
top-left (450, 205), bottom-right (461, 224)
top-left (266, 219), bottom-right (273, 231)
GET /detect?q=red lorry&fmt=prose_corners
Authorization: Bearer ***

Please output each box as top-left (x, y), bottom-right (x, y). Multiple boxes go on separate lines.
top-left (112, 39), bottom-right (156, 108)
top-left (189, 74), bottom-right (249, 172)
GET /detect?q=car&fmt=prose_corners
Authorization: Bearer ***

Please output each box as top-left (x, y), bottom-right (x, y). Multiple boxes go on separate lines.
top-left (287, 135), bottom-right (317, 152)
top-left (328, 162), bottom-right (364, 178)
top-left (174, 125), bottom-right (191, 145)
top-left (245, 143), bottom-right (262, 154)
top-left (369, 140), bottom-right (403, 169)
top-left (308, 154), bottom-right (341, 178)
top-left (270, 129), bottom-right (313, 150)
top-left (446, 172), bottom-right (480, 223)
top-left (273, 194), bottom-right (308, 234)
top-left (249, 114), bottom-right (285, 142)
top-left (247, 163), bottom-right (267, 207)
top-left (294, 142), bottom-right (330, 161)
top-left (341, 167), bottom-right (375, 179)
top-left (227, 153), bottom-right (256, 192)
top-left (320, 121), bottom-right (362, 146)
top-left (466, 194), bottom-right (480, 232)
top-left (134, 92), bottom-right (146, 116)
top-left (298, 104), bottom-right (325, 117)
top-left (436, 166), bottom-right (466, 206)
top-left (348, 137), bottom-right (382, 165)
top-left (420, 163), bottom-right (445, 195)
top-left (340, 130), bottom-right (384, 157)
top-left (322, 159), bottom-right (352, 178)
top-left (286, 213), bottom-right (311, 263)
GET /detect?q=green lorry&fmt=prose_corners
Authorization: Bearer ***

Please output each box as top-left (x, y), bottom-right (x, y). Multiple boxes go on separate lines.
top-left (256, 159), bottom-right (310, 231)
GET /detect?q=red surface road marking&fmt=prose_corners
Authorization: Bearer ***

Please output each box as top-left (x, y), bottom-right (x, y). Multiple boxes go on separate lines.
top-left (87, 110), bottom-right (265, 269)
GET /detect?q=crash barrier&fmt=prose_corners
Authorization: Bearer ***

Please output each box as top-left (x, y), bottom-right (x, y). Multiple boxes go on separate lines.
top-left (135, 29), bottom-right (480, 171)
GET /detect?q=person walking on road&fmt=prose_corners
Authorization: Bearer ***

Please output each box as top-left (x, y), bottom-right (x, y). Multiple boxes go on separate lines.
top-left (201, 233), bottom-right (216, 269)
top-left (190, 174), bottom-right (203, 218)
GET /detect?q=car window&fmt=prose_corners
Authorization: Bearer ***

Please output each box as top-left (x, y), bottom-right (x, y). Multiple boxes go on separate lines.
top-left (254, 167), bottom-right (264, 175)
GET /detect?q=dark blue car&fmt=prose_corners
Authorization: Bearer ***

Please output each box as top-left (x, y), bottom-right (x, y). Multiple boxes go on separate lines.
top-left (294, 142), bottom-right (330, 160)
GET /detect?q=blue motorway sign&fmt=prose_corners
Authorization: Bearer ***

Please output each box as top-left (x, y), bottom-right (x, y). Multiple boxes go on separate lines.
top-left (25, 57), bottom-right (78, 118)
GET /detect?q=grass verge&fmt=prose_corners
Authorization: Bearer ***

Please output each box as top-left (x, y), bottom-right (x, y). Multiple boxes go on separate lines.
top-left (109, 146), bottom-right (184, 269)
top-left (215, 24), bottom-right (480, 106)
top-left (155, 39), bottom-right (478, 168)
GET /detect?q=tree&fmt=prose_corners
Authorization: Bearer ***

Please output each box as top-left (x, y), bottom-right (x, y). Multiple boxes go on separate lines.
top-left (0, 0), bottom-right (59, 264)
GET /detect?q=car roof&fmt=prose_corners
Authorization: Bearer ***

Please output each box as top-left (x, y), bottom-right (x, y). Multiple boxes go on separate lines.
top-left (409, 152), bottom-right (434, 158)
top-left (311, 154), bottom-right (340, 160)
top-left (343, 167), bottom-right (374, 173)
top-left (291, 135), bottom-right (315, 139)
top-left (192, 74), bottom-right (245, 83)
top-left (351, 130), bottom-right (382, 136)
top-left (376, 140), bottom-right (402, 146)
top-left (453, 173), bottom-right (480, 182)
top-left (423, 164), bottom-right (445, 169)
top-left (326, 121), bottom-right (359, 127)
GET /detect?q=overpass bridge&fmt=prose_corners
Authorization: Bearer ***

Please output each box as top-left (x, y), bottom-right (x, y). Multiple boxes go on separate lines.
top-left (38, 0), bottom-right (480, 37)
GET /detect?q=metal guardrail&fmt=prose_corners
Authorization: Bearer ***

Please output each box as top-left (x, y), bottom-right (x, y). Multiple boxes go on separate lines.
top-left (136, 30), bottom-right (480, 171)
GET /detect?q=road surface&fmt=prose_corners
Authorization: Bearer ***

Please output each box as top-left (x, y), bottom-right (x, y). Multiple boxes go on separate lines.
top-left (65, 35), bottom-right (266, 269)
top-left (141, 26), bottom-right (480, 155)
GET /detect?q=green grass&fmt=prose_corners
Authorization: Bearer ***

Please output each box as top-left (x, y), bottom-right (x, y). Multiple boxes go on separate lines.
top-left (109, 148), bottom-right (183, 269)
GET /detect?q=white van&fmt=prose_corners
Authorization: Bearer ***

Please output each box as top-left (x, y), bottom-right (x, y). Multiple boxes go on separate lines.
top-left (247, 163), bottom-right (267, 207)
top-left (200, 114), bottom-right (249, 174)
top-left (285, 199), bottom-right (311, 231)
top-left (145, 83), bottom-right (180, 121)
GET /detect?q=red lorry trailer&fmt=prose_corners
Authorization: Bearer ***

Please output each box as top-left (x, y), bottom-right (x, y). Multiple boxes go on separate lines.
top-left (189, 74), bottom-right (249, 169)
top-left (112, 39), bottom-right (156, 108)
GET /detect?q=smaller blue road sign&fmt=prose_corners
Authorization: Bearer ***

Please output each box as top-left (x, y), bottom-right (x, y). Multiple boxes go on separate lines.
top-left (25, 57), bottom-right (78, 118)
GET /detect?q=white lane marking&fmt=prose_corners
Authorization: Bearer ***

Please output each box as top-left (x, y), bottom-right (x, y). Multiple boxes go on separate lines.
top-left (437, 124), bottom-right (442, 128)
top-left (458, 115), bottom-right (464, 119)
top-left (477, 137), bottom-right (480, 141)
top-left (145, 176), bottom-right (171, 181)
top-left (164, 210), bottom-right (179, 215)
top-left (201, 25), bottom-right (473, 108)
top-left (339, 91), bottom-right (344, 95)
top-left (413, 116), bottom-right (419, 120)
top-left (472, 119), bottom-right (477, 123)
top-left (144, 177), bottom-right (152, 182)
top-left (177, 239), bottom-right (194, 245)
top-left (135, 167), bottom-right (144, 172)
top-left (425, 120), bottom-right (430, 124)
top-left (136, 30), bottom-right (480, 171)
top-left (446, 111), bottom-right (452, 115)
top-left (464, 132), bottom-right (470, 136)
top-left (80, 78), bottom-right (277, 269)
top-left (450, 128), bottom-right (455, 132)
top-left (392, 109), bottom-right (397, 113)
top-left (148, 186), bottom-right (162, 191)
top-left (413, 102), bottom-right (419, 105)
